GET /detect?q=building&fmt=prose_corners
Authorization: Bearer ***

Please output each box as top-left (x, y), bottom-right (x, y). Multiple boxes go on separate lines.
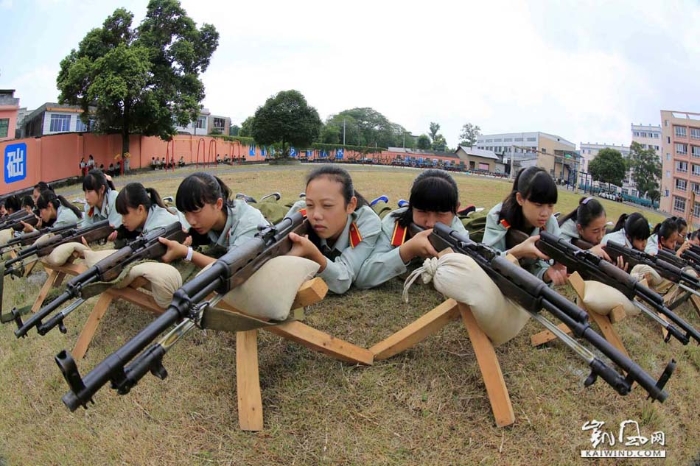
top-left (20, 103), bottom-right (94, 138)
top-left (631, 123), bottom-right (662, 155)
top-left (660, 110), bottom-right (700, 217)
top-left (578, 142), bottom-right (635, 194)
top-left (175, 108), bottom-right (233, 136)
top-left (0, 90), bottom-right (20, 142)
top-left (208, 114), bottom-right (231, 135)
top-left (455, 146), bottom-right (499, 172)
top-left (476, 131), bottom-right (577, 180)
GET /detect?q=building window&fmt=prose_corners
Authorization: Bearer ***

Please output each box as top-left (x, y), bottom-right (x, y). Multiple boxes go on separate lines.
top-left (633, 131), bottom-right (640, 137)
top-left (494, 139), bottom-right (502, 142)
top-left (76, 118), bottom-right (88, 132)
top-left (674, 196), bottom-right (686, 213)
top-left (0, 118), bottom-right (8, 138)
top-left (691, 128), bottom-right (700, 139)
top-left (526, 137), bottom-right (536, 142)
top-left (676, 178), bottom-right (688, 191)
top-left (692, 182), bottom-right (700, 194)
top-left (674, 126), bottom-right (687, 138)
top-left (676, 161), bottom-right (688, 172)
top-left (668, 136), bottom-right (671, 144)
top-left (49, 114), bottom-right (71, 132)
top-left (503, 138), bottom-right (512, 142)
top-left (666, 153), bottom-right (671, 161)
top-left (541, 148), bottom-right (547, 153)
top-left (695, 202), bottom-right (700, 218)
top-left (676, 143), bottom-right (688, 154)
top-left (514, 138), bottom-right (523, 142)
top-left (196, 116), bottom-right (207, 129)
top-left (693, 164), bottom-right (700, 176)
top-left (655, 145), bottom-right (660, 150)
top-left (692, 146), bottom-right (700, 158)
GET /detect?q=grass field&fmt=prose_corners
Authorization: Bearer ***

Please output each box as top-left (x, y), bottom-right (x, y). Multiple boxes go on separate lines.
top-left (1, 164), bottom-right (697, 466)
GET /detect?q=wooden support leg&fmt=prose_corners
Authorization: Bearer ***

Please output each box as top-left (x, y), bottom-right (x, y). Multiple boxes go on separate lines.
top-left (267, 321), bottom-right (374, 365)
top-left (72, 293), bottom-right (115, 359)
top-left (236, 329), bottom-right (263, 431)
top-left (369, 298), bottom-right (460, 360)
top-left (690, 295), bottom-right (700, 319)
top-left (30, 268), bottom-right (64, 313)
top-left (585, 309), bottom-right (629, 358)
top-left (459, 303), bottom-right (514, 427)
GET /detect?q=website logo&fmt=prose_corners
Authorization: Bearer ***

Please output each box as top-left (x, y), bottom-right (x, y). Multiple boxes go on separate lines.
top-left (581, 419), bottom-right (666, 458)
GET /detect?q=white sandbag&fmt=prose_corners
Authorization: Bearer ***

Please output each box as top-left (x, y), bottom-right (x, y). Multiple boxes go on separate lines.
top-left (0, 229), bottom-right (12, 247)
top-left (403, 253), bottom-right (530, 346)
top-left (41, 242), bottom-right (89, 267)
top-left (582, 280), bottom-right (639, 316)
top-left (119, 262), bottom-right (183, 308)
top-left (83, 249), bottom-right (118, 268)
top-left (219, 256), bottom-right (319, 320)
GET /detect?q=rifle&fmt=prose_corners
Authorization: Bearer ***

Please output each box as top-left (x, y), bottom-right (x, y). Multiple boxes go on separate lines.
top-left (14, 222), bottom-right (188, 338)
top-left (409, 223), bottom-right (673, 402)
top-left (56, 213), bottom-right (307, 411)
top-left (0, 210), bottom-right (34, 230)
top-left (680, 248), bottom-right (700, 268)
top-left (604, 241), bottom-right (700, 300)
top-left (571, 237), bottom-right (595, 250)
top-left (3, 220), bottom-right (113, 276)
top-left (1, 214), bottom-right (39, 232)
top-left (536, 232), bottom-right (699, 345)
top-left (0, 222), bottom-right (78, 254)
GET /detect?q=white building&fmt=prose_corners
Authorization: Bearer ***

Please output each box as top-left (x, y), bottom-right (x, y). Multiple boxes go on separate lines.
top-left (20, 103), bottom-right (94, 137)
top-left (631, 123), bottom-right (662, 155)
top-left (175, 108), bottom-right (211, 136)
top-left (579, 142), bottom-right (636, 195)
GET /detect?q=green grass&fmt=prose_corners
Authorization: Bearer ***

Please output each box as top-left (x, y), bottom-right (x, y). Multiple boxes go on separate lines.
top-left (0, 164), bottom-right (694, 465)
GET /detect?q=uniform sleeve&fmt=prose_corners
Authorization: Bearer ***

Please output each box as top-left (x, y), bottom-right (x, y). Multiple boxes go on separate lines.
top-left (107, 191), bottom-right (122, 228)
top-left (54, 208), bottom-right (80, 229)
top-left (559, 219), bottom-right (578, 243)
top-left (645, 235), bottom-right (659, 255)
top-left (319, 208), bottom-right (382, 294)
top-left (355, 213), bottom-right (407, 289)
top-left (482, 204), bottom-right (507, 253)
top-left (229, 203), bottom-right (270, 248)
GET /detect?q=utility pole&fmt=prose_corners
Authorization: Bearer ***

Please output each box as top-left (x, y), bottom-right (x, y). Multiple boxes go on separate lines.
top-left (343, 118), bottom-right (346, 145)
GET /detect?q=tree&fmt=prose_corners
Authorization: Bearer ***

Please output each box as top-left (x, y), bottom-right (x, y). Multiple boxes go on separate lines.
top-left (57, 0), bottom-right (219, 156)
top-left (229, 125), bottom-right (240, 136)
top-left (459, 123), bottom-right (481, 147)
top-left (239, 117), bottom-right (254, 137)
top-left (417, 134), bottom-right (431, 150)
top-left (588, 148), bottom-right (626, 188)
top-left (629, 141), bottom-right (662, 202)
top-left (251, 90), bottom-right (322, 157)
top-left (432, 134), bottom-right (447, 152)
top-left (429, 122), bottom-right (440, 142)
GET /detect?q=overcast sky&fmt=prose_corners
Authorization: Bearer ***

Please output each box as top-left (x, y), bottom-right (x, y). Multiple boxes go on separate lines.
top-left (2, 0), bottom-right (699, 149)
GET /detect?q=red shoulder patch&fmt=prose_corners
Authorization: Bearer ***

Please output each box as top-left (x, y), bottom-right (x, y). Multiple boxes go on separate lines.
top-left (499, 219), bottom-right (510, 229)
top-left (349, 221), bottom-right (363, 248)
top-left (390, 222), bottom-right (408, 247)
top-left (299, 208), bottom-right (307, 217)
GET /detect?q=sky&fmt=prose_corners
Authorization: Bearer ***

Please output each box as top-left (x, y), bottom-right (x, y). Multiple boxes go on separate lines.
top-left (1, 0), bottom-right (700, 149)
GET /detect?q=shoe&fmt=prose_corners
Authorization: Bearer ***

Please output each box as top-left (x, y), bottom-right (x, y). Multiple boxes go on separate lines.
top-left (261, 192), bottom-right (281, 202)
top-left (398, 199), bottom-right (409, 208)
top-left (370, 195), bottom-right (389, 207)
top-left (163, 196), bottom-right (174, 203)
top-left (235, 193), bottom-right (257, 203)
top-left (458, 205), bottom-right (476, 216)
top-left (299, 192), bottom-right (306, 199)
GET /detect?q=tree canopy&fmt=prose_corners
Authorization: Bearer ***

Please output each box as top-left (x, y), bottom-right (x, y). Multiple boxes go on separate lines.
top-left (459, 123), bottom-right (481, 147)
top-left (588, 148), bottom-right (626, 188)
top-left (629, 142), bottom-right (662, 202)
top-left (251, 90), bottom-right (322, 157)
top-left (56, 0), bottom-right (219, 154)
top-left (416, 134), bottom-right (431, 150)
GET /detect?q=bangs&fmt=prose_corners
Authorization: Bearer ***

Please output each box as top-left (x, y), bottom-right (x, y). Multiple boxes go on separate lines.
top-left (525, 172), bottom-right (558, 204)
top-left (176, 176), bottom-right (208, 212)
top-left (409, 177), bottom-right (458, 213)
top-left (115, 190), bottom-right (129, 215)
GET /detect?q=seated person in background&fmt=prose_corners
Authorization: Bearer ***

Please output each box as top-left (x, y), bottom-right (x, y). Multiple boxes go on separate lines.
top-left (356, 169), bottom-right (467, 289)
top-left (224, 154), bottom-right (231, 164)
top-left (285, 165), bottom-right (382, 294)
top-left (178, 156), bottom-right (185, 168)
top-left (601, 212), bottom-right (650, 251)
top-left (483, 166), bottom-right (566, 285)
top-left (151, 157), bottom-right (157, 170)
top-left (645, 217), bottom-right (680, 256)
top-left (688, 230), bottom-right (700, 246)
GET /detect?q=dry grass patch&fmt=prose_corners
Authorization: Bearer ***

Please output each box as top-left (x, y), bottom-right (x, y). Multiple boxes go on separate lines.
top-left (0, 165), bottom-right (693, 465)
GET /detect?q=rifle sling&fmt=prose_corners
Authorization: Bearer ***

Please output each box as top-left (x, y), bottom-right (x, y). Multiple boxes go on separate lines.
top-left (200, 303), bottom-right (293, 333)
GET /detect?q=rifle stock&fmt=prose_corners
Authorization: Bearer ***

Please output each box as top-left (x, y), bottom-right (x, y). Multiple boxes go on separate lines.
top-left (0, 223), bottom-right (79, 253)
top-left (537, 233), bottom-right (699, 345)
top-left (411, 223), bottom-right (671, 402)
top-left (14, 222), bottom-right (188, 338)
top-left (57, 213), bottom-right (307, 411)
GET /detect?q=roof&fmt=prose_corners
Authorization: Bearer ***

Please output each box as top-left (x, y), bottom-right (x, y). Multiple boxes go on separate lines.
top-left (456, 145), bottom-right (499, 160)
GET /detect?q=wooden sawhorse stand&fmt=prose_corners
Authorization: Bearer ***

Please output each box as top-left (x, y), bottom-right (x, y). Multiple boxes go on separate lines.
top-left (229, 277), bottom-right (375, 431)
top-left (368, 298), bottom-right (515, 428)
top-left (530, 272), bottom-right (629, 358)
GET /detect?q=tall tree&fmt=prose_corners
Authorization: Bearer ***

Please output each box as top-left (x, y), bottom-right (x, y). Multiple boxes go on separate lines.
top-left (57, 0), bottom-right (219, 155)
top-left (429, 122), bottom-right (440, 142)
top-left (588, 148), bottom-right (626, 188)
top-left (431, 134), bottom-right (447, 152)
top-left (251, 90), bottom-right (322, 157)
top-left (239, 116), bottom-right (255, 137)
top-left (459, 123), bottom-right (481, 147)
top-left (629, 141), bottom-right (662, 202)
top-left (416, 134), bottom-right (431, 150)
top-left (229, 125), bottom-right (240, 136)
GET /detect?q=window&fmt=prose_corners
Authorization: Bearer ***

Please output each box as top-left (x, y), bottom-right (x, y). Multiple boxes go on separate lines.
top-left (676, 178), bottom-right (688, 191)
top-left (674, 126), bottom-right (687, 138)
top-left (693, 146), bottom-right (700, 158)
top-left (541, 148), bottom-right (547, 153)
top-left (75, 118), bottom-right (88, 132)
top-left (196, 117), bottom-right (207, 129)
top-left (695, 202), bottom-right (700, 218)
top-left (691, 128), bottom-right (700, 139)
top-left (49, 114), bottom-right (71, 132)
top-left (633, 131), bottom-right (640, 137)
top-left (641, 132), bottom-right (647, 138)
top-left (666, 170), bottom-right (670, 178)
top-left (674, 196), bottom-right (686, 213)
top-left (666, 153), bottom-right (671, 161)
top-left (676, 160), bottom-right (688, 172)
top-left (494, 139), bottom-right (502, 142)
top-left (655, 145), bottom-right (660, 151)
top-left (668, 136), bottom-right (671, 144)
top-left (503, 138), bottom-right (512, 142)
top-left (691, 182), bottom-right (700, 194)
top-left (693, 164), bottom-right (700, 176)
top-left (526, 137), bottom-right (536, 142)
top-left (676, 143), bottom-right (688, 154)
top-left (514, 137), bottom-right (523, 142)
top-left (213, 117), bottom-right (226, 130)
top-left (0, 118), bottom-right (8, 138)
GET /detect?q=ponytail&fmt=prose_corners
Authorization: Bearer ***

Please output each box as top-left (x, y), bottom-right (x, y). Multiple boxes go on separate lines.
top-left (37, 190), bottom-right (83, 219)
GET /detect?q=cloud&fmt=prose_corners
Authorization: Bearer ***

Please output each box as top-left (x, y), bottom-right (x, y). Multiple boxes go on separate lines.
top-left (0, 0), bottom-right (12, 9)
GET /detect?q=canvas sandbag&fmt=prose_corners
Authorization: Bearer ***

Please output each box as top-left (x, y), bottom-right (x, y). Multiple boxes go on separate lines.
top-left (41, 242), bottom-right (89, 267)
top-left (0, 229), bottom-right (12, 247)
top-left (83, 249), bottom-right (118, 267)
top-left (214, 256), bottom-right (319, 321)
top-left (117, 262), bottom-right (183, 308)
top-left (582, 280), bottom-right (639, 316)
top-left (402, 253), bottom-right (530, 346)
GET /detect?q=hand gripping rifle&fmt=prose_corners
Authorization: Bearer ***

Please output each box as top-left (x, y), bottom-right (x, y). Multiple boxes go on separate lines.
top-left (536, 232), bottom-right (699, 345)
top-left (604, 241), bottom-right (700, 300)
top-left (56, 212), bottom-right (307, 411)
top-left (14, 222), bottom-right (188, 338)
top-left (657, 248), bottom-right (700, 277)
top-left (1, 214), bottom-right (39, 232)
top-left (3, 220), bottom-right (113, 276)
top-left (412, 223), bottom-right (672, 402)
top-left (0, 222), bottom-right (78, 254)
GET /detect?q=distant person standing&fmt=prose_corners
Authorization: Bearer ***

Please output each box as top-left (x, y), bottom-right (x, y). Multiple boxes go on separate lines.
top-left (124, 155), bottom-right (130, 174)
top-left (87, 154), bottom-right (95, 170)
top-left (79, 157), bottom-right (87, 178)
